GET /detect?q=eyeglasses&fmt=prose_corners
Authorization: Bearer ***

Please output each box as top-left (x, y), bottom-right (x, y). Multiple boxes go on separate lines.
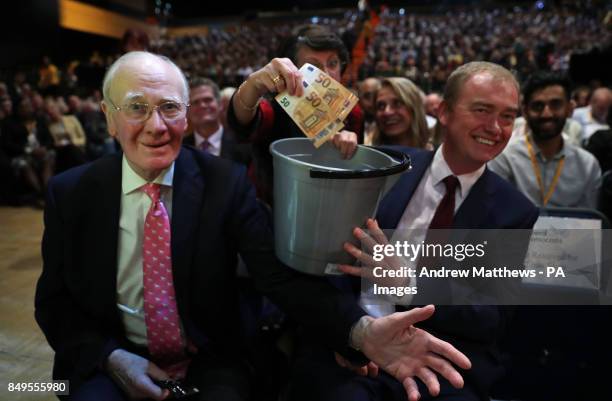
top-left (107, 98), bottom-right (189, 123)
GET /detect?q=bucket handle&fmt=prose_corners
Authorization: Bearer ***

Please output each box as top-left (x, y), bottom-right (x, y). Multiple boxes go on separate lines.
top-left (309, 147), bottom-right (411, 179)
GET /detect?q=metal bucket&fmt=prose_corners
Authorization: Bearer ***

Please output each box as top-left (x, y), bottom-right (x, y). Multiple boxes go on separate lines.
top-left (270, 138), bottom-right (411, 276)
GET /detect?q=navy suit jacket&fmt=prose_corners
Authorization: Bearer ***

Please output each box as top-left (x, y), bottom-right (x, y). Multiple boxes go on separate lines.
top-left (35, 146), bottom-right (365, 390)
top-left (183, 127), bottom-right (252, 166)
top-left (376, 147), bottom-right (539, 399)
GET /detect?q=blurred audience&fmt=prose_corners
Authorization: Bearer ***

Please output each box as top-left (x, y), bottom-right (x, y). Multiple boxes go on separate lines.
top-left (572, 87), bottom-right (612, 142)
top-left (357, 77), bottom-right (381, 145)
top-left (1, 97), bottom-right (54, 204)
top-left (584, 105), bottom-right (612, 174)
top-left (0, 1), bottom-right (609, 211)
top-left (45, 98), bottom-right (87, 173)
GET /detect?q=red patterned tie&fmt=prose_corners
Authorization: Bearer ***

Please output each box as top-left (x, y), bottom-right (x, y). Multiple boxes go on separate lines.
top-left (142, 183), bottom-right (189, 378)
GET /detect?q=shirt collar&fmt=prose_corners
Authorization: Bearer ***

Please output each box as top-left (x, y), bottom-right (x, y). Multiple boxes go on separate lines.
top-left (432, 144), bottom-right (486, 198)
top-left (122, 155), bottom-right (174, 195)
top-left (195, 125), bottom-right (223, 149)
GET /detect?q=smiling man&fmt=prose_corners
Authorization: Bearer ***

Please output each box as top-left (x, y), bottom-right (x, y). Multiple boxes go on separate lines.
top-left (489, 71), bottom-right (601, 208)
top-left (308, 62), bottom-right (539, 401)
top-left (183, 77), bottom-right (250, 165)
top-left (35, 51), bottom-right (473, 401)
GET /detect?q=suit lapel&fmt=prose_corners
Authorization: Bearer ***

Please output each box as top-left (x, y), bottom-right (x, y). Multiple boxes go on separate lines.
top-left (453, 168), bottom-right (495, 229)
top-left (377, 150), bottom-right (435, 228)
top-left (183, 133), bottom-right (196, 147)
top-left (77, 154), bottom-right (122, 321)
top-left (220, 133), bottom-right (232, 159)
top-left (171, 149), bottom-right (203, 309)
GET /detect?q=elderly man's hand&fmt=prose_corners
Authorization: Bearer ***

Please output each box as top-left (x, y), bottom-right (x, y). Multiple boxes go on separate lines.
top-left (106, 349), bottom-right (170, 400)
top-left (331, 130), bottom-right (358, 159)
top-left (358, 306), bottom-right (472, 401)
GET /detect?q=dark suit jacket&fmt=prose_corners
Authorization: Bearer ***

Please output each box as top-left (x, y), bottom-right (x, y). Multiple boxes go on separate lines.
top-left (35, 146), bottom-right (365, 390)
top-left (183, 127), bottom-right (252, 166)
top-left (376, 147), bottom-right (539, 399)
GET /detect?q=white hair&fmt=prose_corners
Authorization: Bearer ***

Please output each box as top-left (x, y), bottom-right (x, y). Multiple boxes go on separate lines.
top-left (219, 86), bottom-right (237, 101)
top-left (102, 51), bottom-right (189, 103)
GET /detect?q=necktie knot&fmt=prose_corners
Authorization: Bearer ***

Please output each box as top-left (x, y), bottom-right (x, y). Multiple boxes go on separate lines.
top-left (142, 183), bottom-right (161, 204)
top-left (443, 175), bottom-right (460, 195)
top-left (200, 140), bottom-right (210, 152)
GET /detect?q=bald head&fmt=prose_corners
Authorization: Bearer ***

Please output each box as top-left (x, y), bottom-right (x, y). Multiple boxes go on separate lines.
top-left (590, 87), bottom-right (612, 123)
top-left (424, 93), bottom-right (442, 117)
top-left (102, 51), bottom-right (188, 104)
top-left (359, 77), bottom-right (382, 119)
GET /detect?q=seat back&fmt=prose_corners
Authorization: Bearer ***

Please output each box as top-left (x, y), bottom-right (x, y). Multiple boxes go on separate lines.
top-left (598, 169), bottom-right (612, 223)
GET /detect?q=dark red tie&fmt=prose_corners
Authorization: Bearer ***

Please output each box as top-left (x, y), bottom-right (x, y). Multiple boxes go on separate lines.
top-left (200, 140), bottom-right (210, 152)
top-left (429, 175), bottom-right (460, 229)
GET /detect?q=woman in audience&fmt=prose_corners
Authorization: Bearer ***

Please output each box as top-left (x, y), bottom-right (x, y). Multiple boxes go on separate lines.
top-left (1, 97), bottom-right (55, 202)
top-left (228, 24), bottom-right (363, 205)
top-left (370, 77), bottom-right (432, 148)
top-left (45, 98), bottom-right (87, 173)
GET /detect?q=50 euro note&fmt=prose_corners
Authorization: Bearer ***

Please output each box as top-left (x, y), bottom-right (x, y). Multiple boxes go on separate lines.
top-left (275, 79), bottom-right (338, 147)
top-left (275, 63), bottom-right (358, 148)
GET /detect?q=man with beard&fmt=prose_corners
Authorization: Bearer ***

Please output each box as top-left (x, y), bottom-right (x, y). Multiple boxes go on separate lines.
top-left (489, 71), bottom-right (600, 208)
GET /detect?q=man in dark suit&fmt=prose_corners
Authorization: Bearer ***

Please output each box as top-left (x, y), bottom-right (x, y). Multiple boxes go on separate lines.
top-left (35, 51), bottom-right (472, 401)
top-left (289, 62), bottom-right (539, 401)
top-left (183, 77), bottom-right (251, 166)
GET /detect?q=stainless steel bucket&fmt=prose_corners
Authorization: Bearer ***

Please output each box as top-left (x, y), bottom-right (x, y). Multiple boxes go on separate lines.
top-left (270, 138), bottom-right (411, 275)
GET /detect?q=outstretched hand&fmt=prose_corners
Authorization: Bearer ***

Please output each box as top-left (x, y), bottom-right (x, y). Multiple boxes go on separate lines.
top-left (361, 305), bottom-right (472, 401)
top-left (334, 352), bottom-right (379, 378)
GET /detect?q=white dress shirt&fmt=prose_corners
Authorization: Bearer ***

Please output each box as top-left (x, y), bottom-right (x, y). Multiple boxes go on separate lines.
top-left (398, 144), bottom-right (485, 230)
top-left (360, 145), bottom-right (485, 316)
top-left (194, 125), bottom-right (223, 156)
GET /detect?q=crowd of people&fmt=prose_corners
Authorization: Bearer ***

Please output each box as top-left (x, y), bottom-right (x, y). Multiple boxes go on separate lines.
top-left (360, 4), bottom-right (609, 91)
top-left (0, 2), bottom-right (606, 401)
top-left (2, 4), bottom-right (609, 208)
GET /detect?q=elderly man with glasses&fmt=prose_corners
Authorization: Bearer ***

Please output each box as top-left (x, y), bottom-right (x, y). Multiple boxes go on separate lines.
top-left (36, 51), bottom-right (471, 401)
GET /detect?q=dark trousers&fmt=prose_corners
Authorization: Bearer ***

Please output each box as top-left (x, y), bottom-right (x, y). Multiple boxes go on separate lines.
top-left (287, 341), bottom-right (479, 401)
top-left (68, 349), bottom-right (252, 401)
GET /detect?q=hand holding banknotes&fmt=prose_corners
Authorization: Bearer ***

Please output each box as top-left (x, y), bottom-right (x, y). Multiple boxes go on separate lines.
top-left (234, 58), bottom-right (358, 155)
top-left (249, 58), bottom-right (304, 98)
